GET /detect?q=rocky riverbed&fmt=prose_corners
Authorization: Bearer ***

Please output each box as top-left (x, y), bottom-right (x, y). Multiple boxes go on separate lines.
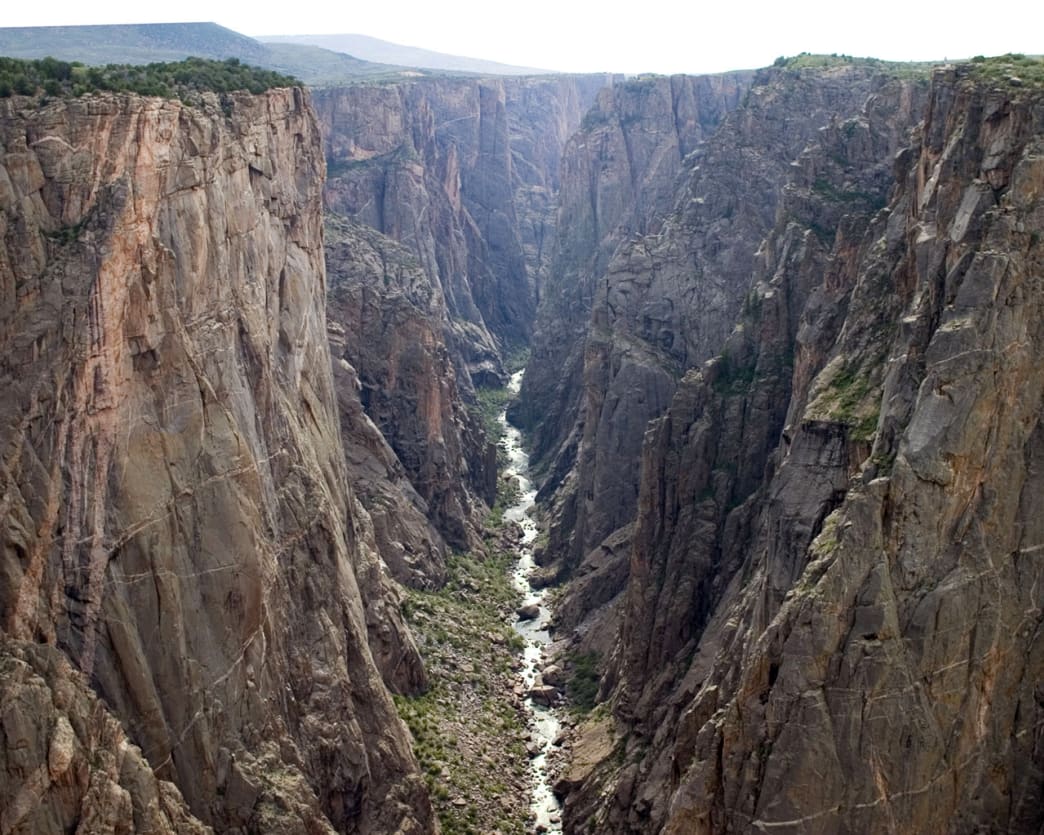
top-left (502, 371), bottom-right (569, 834)
top-left (391, 371), bottom-right (575, 835)
top-left (394, 546), bottom-right (533, 834)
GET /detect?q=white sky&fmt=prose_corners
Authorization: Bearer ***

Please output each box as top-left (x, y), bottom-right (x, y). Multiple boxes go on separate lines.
top-left (3, 0), bottom-right (1042, 75)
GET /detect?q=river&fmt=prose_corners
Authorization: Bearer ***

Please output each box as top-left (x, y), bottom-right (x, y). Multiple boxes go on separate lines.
top-left (500, 370), bottom-right (564, 834)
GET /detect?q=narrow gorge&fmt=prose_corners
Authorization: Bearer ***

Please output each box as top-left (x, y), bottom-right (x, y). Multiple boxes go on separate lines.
top-left (0, 45), bottom-right (1042, 835)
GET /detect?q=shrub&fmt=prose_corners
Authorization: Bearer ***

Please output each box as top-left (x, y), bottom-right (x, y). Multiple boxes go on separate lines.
top-left (566, 651), bottom-right (602, 713)
top-left (0, 55), bottom-right (299, 101)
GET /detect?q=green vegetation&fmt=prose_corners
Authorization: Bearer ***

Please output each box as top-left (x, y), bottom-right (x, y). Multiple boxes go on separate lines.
top-left (795, 509), bottom-right (846, 596)
top-left (503, 344), bottom-right (530, 375)
top-left (809, 509), bottom-right (842, 561)
top-left (327, 142), bottom-right (421, 179)
top-left (966, 53), bottom-right (1044, 88)
top-left (774, 52), bottom-right (869, 70)
top-left (470, 381), bottom-right (517, 476)
top-left (869, 447), bottom-right (898, 474)
top-left (565, 651), bottom-right (602, 714)
top-left (472, 386), bottom-right (511, 442)
top-left (772, 52), bottom-right (934, 78)
top-left (808, 360), bottom-right (881, 441)
top-left (740, 288), bottom-right (764, 322)
top-left (580, 105), bottom-right (613, 132)
top-left (395, 549), bottom-right (528, 835)
top-left (487, 473), bottom-right (522, 530)
top-left (326, 157), bottom-right (375, 179)
top-left (0, 56), bottom-right (298, 101)
top-left (807, 219), bottom-right (838, 245)
top-left (43, 216), bottom-right (90, 245)
top-left (811, 177), bottom-right (886, 210)
top-left (830, 368), bottom-right (879, 439)
top-left (620, 75), bottom-right (661, 91)
top-left (772, 52), bottom-right (1044, 89)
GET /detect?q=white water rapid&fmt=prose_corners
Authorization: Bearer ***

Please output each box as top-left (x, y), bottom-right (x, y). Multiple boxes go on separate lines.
top-left (501, 370), bottom-right (564, 834)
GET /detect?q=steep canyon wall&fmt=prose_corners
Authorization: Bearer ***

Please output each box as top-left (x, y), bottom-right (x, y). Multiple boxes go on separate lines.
top-left (0, 89), bottom-right (432, 833)
top-left (313, 75), bottom-right (609, 372)
top-left (0, 53), bottom-right (1040, 835)
top-left (552, 63), bottom-right (1044, 835)
top-left (313, 75), bottom-right (609, 568)
top-left (518, 64), bottom-right (921, 653)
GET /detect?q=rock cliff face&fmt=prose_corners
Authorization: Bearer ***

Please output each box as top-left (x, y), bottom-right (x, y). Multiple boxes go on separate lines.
top-left (0, 90), bottom-right (432, 832)
top-left (313, 76), bottom-right (608, 567)
top-left (512, 75), bottom-right (756, 640)
top-left (0, 639), bottom-right (210, 834)
top-left (520, 66), bottom-right (919, 652)
top-left (558, 64), bottom-right (1044, 834)
top-left (606, 65), bottom-right (930, 713)
top-left (325, 212), bottom-right (492, 573)
top-left (2, 52), bottom-right (1040, 835)
top-left (512, 72), bottom-right (753, 481)
top-left (312, 75), bottom-right (608, 377)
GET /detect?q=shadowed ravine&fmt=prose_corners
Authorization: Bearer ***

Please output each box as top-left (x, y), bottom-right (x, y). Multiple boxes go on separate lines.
top-left (503, 371), bottom-right (564, 833)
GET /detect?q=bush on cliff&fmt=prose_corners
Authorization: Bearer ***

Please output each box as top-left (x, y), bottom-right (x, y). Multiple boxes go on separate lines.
top-left (0, 55), bottom-right (299, 101)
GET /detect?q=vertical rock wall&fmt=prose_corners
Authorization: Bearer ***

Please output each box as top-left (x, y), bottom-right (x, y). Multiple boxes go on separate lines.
top-left (561, 65), bottom-right (1044, 835)
top-left (313, 75), bottom-right (609, 566)
top-left (0, 89), bottom-right (432, 833)
top-left (519, 67), bottom-right (913, 651)
top-left (313, 75), bottom-right (609, 375)
top-left (325, 213), bottom-right (485, 574)
top-left (513, 72), bottom-right (753, 484)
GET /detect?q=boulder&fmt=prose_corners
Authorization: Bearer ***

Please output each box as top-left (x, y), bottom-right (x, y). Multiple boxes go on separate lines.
top-left (527, 685), bottom-right (558, 707)
top-left (539, 664), bottom-right (566, 688)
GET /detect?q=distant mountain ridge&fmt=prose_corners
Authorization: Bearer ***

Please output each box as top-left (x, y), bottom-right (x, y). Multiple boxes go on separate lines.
top-left (0, 22), bottom-right (443, 84)
top-left (258, 32), bottom-right (553, 76)
top-left (0, 23), bottom-right (267, 65)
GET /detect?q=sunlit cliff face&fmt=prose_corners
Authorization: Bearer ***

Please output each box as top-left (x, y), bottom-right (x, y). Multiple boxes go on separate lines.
top-left (0, 88), bottom-right (433, 833)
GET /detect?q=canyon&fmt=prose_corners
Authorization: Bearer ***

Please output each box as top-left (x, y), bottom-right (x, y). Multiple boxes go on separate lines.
top-left (0, 45), bottom-right (1042, 835)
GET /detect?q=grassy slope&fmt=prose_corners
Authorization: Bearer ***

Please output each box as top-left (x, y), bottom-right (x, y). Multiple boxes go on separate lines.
top-left (396, 546), bottom-right (531, 835)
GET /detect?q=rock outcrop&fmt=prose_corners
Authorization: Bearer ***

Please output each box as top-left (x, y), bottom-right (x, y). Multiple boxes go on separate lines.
top-left (0, 89), bottom-right (432, 832)
top-left (0, 638), bottom-right (210, 834)
top-left (314, 75), bottom-right (610, 571)
top-left (3, 49), bottom-right (1041, 835)
top-left (512, 71), bottom-right (757, 599)
top-left (558, 62), bottom-right (1044, 835)
top-left (512, 72), bottom-right (753, 481)
top-left (571, 65), bottom-right (917, 560)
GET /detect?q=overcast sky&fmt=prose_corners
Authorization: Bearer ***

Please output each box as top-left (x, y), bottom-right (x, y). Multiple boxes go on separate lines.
top-left (4, 0), bottom-right (1042, 75)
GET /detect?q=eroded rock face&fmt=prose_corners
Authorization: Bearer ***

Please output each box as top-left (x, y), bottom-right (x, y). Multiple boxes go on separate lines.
top-left (569, 65), bottom-right (907, 557)
top-left (0, 90), bottom-right (432, 833)
top-left (326, 212), bottom-right (491, 570)
top-left (513, 72), bottom-right (753, 482)
top-left (312, 75), bottom-right (608, 381)
top-left (314, 75), bottom-right (610, 583)
top-left (526, 66), bottom-right (913, 652)
top-left (518, 70), bottom-right (758, 653)
top-left (313, 73), bottom-right (609, 592)
top-left (0, 639), bottom-right (210, 834)
top-left (610, 69), bottom-right (930, 722)
top-left (561, 66), bottom-right (1044, 835)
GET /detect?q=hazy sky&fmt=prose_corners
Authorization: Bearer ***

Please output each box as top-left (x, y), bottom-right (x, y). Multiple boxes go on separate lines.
top-left (4, 0), bottom-right (1042, 75)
